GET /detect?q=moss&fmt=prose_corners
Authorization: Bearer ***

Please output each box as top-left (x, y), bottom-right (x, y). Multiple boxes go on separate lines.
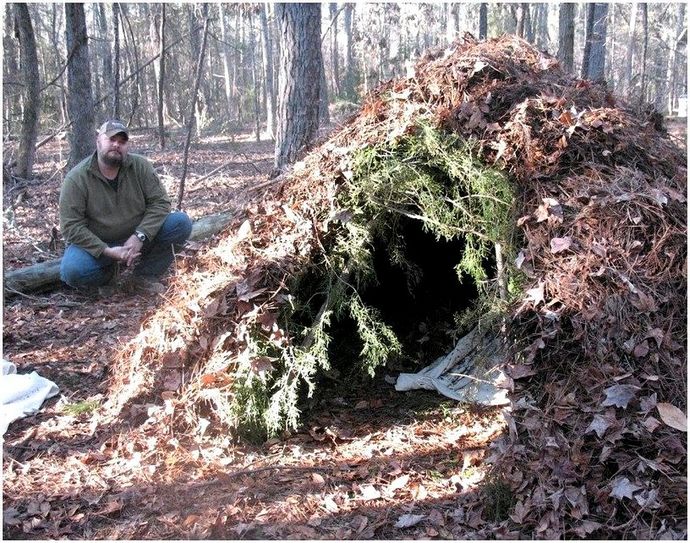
top-left (482, 476), bottom-right (516, 522)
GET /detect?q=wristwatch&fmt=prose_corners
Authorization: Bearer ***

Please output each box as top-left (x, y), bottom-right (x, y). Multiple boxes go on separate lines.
top-left (135, 231), bottom-right (147, 243)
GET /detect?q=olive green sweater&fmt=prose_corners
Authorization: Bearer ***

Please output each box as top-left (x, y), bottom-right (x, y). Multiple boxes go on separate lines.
top-left (59, 152), bottom-right (171, 257)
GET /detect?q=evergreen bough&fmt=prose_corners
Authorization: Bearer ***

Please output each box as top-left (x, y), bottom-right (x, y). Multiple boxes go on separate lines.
top-left (229, 123), bottom-right (518, 439)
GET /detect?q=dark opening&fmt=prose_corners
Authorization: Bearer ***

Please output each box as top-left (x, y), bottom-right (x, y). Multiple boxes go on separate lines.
top-left (328, 216), bottom-right (481, 374)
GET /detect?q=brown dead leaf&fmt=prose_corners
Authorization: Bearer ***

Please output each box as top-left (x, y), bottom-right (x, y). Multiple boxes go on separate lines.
top-left (601, 384), bottom-right (639, 409)
top-left (656, 403), bottom-right (687, 432)
top-left (311, 473), bottom-right (326, 487)
top-left (642, 416), bottom-right (661, 433)
top-left (609, 477), bottom-right (642, 500)
top-left (633, 340), bottom-right (650, 358)
top-left (351, 515), bottom-right (369, 534)
top-left (387, 474), bottom-right (410, 494)
top-left (550, 236), bottom-right (572, 254)
top-left (358, 484), bottom-right (381, 501)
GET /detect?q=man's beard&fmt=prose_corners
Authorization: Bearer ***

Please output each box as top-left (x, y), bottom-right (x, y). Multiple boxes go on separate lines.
top-left (100, 150), bottom-right (123, 167)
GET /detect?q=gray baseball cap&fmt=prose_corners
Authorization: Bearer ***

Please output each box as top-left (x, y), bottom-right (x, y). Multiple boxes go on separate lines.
top-left (97, 120), bottom-right (129, 139)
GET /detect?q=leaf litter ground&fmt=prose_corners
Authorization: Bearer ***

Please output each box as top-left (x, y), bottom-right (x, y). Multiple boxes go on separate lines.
top-left (4, 35), bottom-right (688, 539)
top-left (4, 129), bottom-right (508, 539)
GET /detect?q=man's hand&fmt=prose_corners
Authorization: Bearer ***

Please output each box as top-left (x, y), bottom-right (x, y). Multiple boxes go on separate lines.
top-left (103, 235), bottom-right (143, 266)
top-left (123, 234), bottom-right (144, 266)
top-left (102, 245), bottom-right (131, 262)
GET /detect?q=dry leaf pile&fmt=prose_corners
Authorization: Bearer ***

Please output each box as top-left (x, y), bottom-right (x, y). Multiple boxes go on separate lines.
top-left (32, 35), bottom-right (684, 538)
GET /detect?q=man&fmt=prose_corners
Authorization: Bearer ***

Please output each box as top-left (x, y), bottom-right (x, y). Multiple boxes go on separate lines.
top-left (59, 120), bottom-right (192, 293)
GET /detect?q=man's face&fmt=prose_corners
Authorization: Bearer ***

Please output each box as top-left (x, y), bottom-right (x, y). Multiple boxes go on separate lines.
top-left (96, 132), bottom-right (129, 167)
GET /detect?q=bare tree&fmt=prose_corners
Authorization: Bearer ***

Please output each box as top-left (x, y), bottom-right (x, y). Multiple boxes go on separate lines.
top-left (638, 3), bottom-right (648, 104)
top-left (478, 3), bottom-right (488, 40)
top-left (558, 3), bottom-right (575, 73)
top-left (582, 3), bottom-right (608, 82)
top-left (274, 3), bottom-right (322, 170)
top-left (342, 3), bottom-right (356, 101)
top-left (14, 3), bottom-right (40, 179)
top-left (112, 3), bottom-right (120, 118)
top-left (156, 4), bottom-right (166, 148)
top-left (65, 3), bottom-right (95, 167)
top-left (178, 5), bottom-right (210, 209)
top-left (260, 3), bottom-right (276, 139)
top-left (329, 3), bottom-right (341, 96)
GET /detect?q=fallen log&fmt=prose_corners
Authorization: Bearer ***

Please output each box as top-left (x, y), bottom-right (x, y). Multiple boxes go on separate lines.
top-left (4, 210), bottom-right (237, 297)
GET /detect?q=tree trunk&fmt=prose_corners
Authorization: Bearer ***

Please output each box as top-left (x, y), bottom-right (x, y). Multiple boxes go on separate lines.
top-left (624, 3), bottom-right (638, 95)
top-left (156, 4), bottom-right (166, 149)
top-left (319, 56), bottom-right (330, 125)
top-left (65, 3), bottom-right (95, 168)
top-left (558, 2), bottom-right (575, 73)
top-left (534, 3), bottom-right (549, 50)
top-left (478, 3), bottom-right (488, 40)
top-left (177, 5), bottom-right (210, 210)
top-left (584, 3), bottom-right (608, 82)
top-left (4, 4), bottom-right (20, 137)
top-left (260, 3), bottom-right (276, 139)
top-left (638, 3), bottom-right (648, 105)
top-left (274, 3), bottom-right (323, 171)
top-left (249, 14), bottom-right (262, 141)
top-left (95, 4), bottom-right (113, 120)
top-left (119, 5), bottom-right (142, 127)
top-left (14, 3), bottom-right (40, 179)
top-left (329, 2), bottom-right (340, 96)
top-left (514, 4), bottom-right (526, 39)
top-left (667, 3), bottom-right (687, 114)
top-left (342, 3), bottom-right (356, 101)
top-left (218, 4), bottom-right (234, 125)
top-left (112, 3), bottom-right (120, 118)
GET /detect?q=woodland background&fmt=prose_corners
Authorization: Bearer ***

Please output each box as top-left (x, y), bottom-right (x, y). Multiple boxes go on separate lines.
top-left (2, 3), bottom-right (688, 540)
top-left (3, 2), bottom-right (688, 183)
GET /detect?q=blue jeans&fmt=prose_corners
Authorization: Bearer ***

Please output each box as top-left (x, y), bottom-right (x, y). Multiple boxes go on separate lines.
top-left (60, 211), bottom-right (193, 288)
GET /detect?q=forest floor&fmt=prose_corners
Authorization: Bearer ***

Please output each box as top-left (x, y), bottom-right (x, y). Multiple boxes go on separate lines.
top-left (2, 123), bottom-right (518, 539)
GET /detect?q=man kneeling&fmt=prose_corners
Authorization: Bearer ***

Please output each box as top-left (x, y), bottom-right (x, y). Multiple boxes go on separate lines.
top-left (59, 120), bottom-right (192, 293)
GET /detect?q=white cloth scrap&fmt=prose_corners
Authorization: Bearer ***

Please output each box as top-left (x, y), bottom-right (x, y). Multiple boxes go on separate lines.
top-left (2, 360), bottom-right (59, 435)
top-left (395, 328), bottom-right (509, 406)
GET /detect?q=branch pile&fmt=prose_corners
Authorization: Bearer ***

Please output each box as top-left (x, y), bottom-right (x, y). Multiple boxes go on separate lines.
top-left (105, 35), bottom-right (686, 537)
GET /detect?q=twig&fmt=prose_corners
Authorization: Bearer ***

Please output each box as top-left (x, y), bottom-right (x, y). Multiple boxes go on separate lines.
top-left (187, 464), bottom-right (334, 491)
top-left (3, 286), bottom-right (46, 301)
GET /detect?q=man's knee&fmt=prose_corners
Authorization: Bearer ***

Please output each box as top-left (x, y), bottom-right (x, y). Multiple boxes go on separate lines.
top-left (60, 246), bottom-right (112, 287)
top-left (161, 211), bottom-right (193, 244)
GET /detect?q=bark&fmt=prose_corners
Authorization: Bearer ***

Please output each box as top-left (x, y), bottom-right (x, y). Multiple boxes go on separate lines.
top-left (478, 3), bottom-right (488, 40)
top-left (14, 3), bottom-right (40, 179)
top-left (113, 3), bottom-right (120, 117)
top-left (4, 212), bottom-right (238, 297)
top-left (667, 3), bottom-right (687, 114)
top-left (329, 2), bottom-right (340, 96)
top-left (177, 6), bottom-right (210, 210)
top-left (64, 3), bottom-right (95, 168)
top-left (274, 3), bottom-right (322, 170)
top-left (638, 3), bottom-right (648, 105)
top-left (120, 5), bottom-right (142, 127)
top-left (4, 5), bottom-right (20, 136)
top-left (260, 3), bottom-right (276, 139)
top-left (583, 3), bottom-right (608, 82)
top-left (342, 3), bottom-right (356, 101)
top-left (558, 2), bottom-right (575, 73)
top-left (95, 4), bottom-right (113, 119)
top-left (218, 4), bottom-right (234, 122)
top-left (156, 4), bottom-right (166, 149)
top-left (625, 3), bottom-right (638, 94)
top-left (249, 14), bottom-right (262, 141)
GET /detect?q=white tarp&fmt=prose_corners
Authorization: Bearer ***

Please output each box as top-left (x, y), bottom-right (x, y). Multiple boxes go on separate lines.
top-left (395, 326), bottom-right (509, 406)
top-left (1, 360), bottom-right (59, 435)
